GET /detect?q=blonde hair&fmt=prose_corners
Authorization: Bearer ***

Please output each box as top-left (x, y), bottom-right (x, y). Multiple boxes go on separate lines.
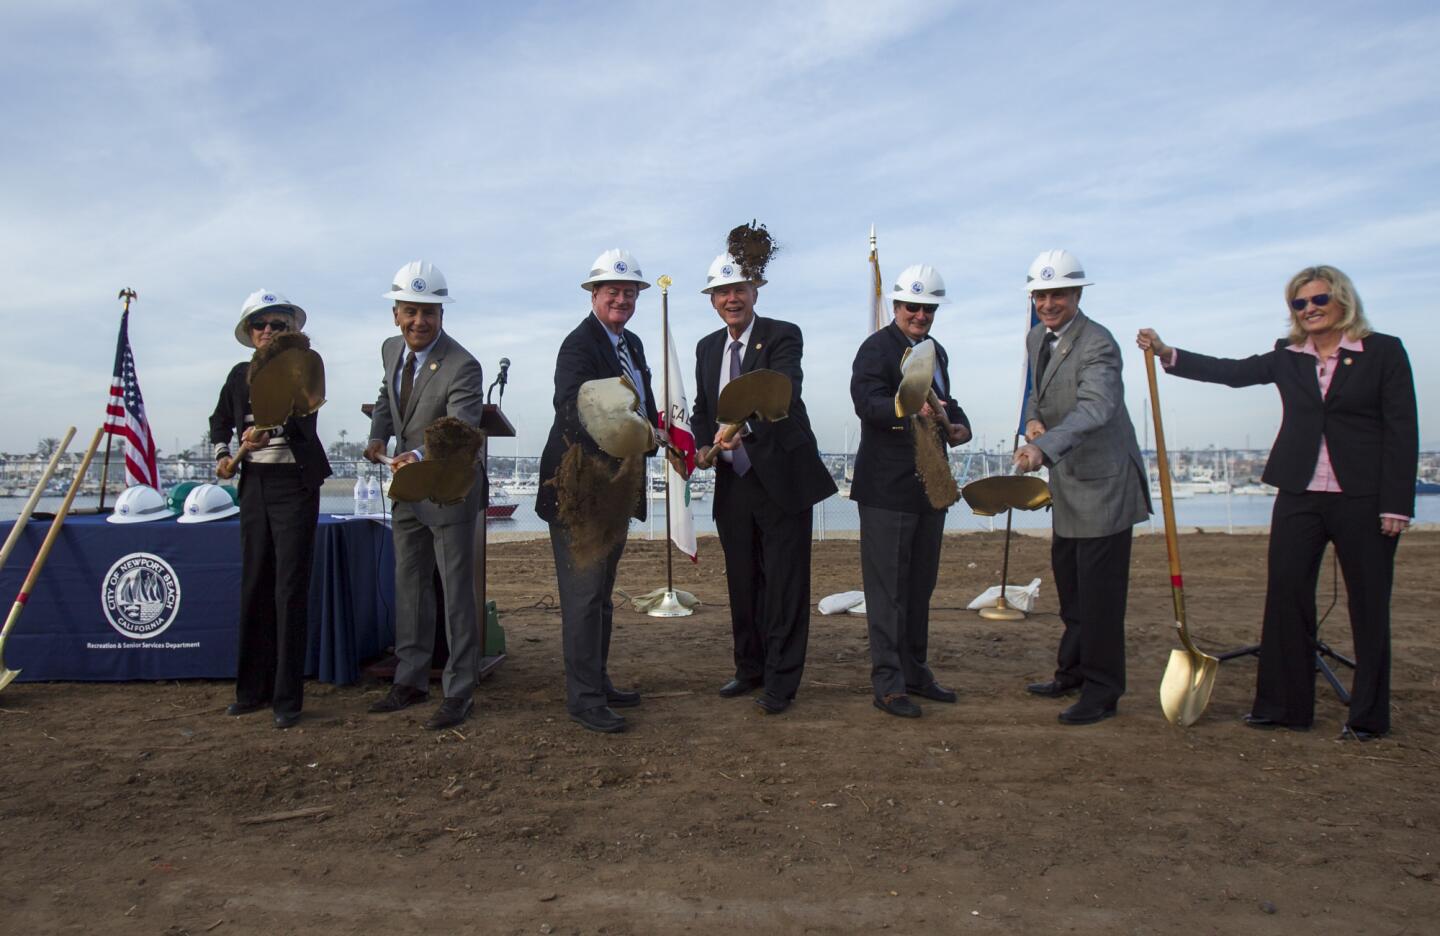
top-left (1285, 265), bottom-right (1371, 344)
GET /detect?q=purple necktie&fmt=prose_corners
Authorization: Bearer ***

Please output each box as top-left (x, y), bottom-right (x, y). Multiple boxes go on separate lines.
top-left (728, 340), bottom-right (751, 476)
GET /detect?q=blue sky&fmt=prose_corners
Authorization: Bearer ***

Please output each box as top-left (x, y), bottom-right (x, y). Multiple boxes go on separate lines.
top-left (3, 0), bottom-right (1436, 457)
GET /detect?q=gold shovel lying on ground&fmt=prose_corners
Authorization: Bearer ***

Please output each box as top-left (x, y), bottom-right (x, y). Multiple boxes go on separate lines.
top-left (1, 427), bottom-right (105, 692)
top-left (1146, 348), bottom-right (1219, 726)
top-left (696, 369), bottom-right (792, 468)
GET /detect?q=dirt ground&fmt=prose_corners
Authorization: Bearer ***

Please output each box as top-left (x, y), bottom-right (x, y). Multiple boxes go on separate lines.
top-left (3, 530), bottom-right (1438, 935)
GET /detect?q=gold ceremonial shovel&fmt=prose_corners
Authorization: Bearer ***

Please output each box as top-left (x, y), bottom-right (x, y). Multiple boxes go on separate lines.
top-left (893, 340), bottom-right (957, 431)
top-left (0, 427), bottom-right (105, 692)
top-left (578, 375), bottom-right (654, 459)
top-left (388, 459), bottom-right (476, 506)
top-left (696, 369), bottom-right (792, 468)
top-left (961, 475), bottom-right (1052, 620)
top-left (1147, 348), bottom-right (1219, 726)
top-left (250, 347), bottom-right (327, 431)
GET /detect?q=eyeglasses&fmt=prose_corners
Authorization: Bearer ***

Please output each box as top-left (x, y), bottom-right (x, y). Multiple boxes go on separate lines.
top-left (1289, 293), bottom-right (1332, 312)
top-left (249, 318), bottom-right (290, 332)
top-left (900, 303), bottom-right (935, 314)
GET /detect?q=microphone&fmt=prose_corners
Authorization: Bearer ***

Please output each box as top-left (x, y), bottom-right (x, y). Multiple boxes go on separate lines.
top-left (488, 357), bottom-right (512, 404)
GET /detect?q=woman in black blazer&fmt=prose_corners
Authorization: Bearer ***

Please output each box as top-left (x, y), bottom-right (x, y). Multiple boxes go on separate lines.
top-left (1138, 265), bottom-right (1417, 740)
top-left (209, 290), bottom-right (332, 730)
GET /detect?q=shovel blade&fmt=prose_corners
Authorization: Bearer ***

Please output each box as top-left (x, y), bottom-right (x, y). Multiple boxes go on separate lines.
top-left (895, 341), bottom-right (937, 417)
top-left (716, 369), bottom-right (792, 424)
top-left (0, 665), bottom-right (19, 693)
top-left (1159, 646), bottom-right (1219, 727)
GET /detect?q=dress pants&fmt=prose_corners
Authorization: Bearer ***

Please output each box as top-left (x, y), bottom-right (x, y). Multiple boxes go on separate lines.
top-left (858, 503), bottom-right (944, 699)
top-left (391, 503), bottom-right (480, 700)
top-left (549, 524), bottom-right (626, 715)
top-left (1253, 491), bottom-right (1398, 733)
top-left (236, 464), bottom-right (319, 718)
top-left (1050, 527), bottom-right (1132, 704)
top-left (714, 465), bottom-right (813, 700)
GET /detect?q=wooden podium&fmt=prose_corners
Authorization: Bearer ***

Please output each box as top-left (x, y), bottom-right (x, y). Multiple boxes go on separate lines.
top-left (474, 403), bottom-right (514, 679)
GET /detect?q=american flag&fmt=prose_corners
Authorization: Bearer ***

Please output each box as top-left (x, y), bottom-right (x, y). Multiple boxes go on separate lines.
top-left (104, 308), bottom-right (159, 487)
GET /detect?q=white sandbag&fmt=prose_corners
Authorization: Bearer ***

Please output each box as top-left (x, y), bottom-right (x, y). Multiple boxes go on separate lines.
top-left (848, 600), bottom-right (866, 616)
top-left (966, 577), bottom-right (1042, 612)
top-left (818, 590), bottom-right (865, 615)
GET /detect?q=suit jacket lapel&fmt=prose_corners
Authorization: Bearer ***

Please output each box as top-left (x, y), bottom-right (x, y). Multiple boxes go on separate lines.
top-left (1038, 313), bottom-right (1086, 396)
top-left (741, 316), bottom-right (766, 374)
top-left (586, 313), bottom-right (624, 378)
top-left (1325, 343), bottom-right (1360, 404)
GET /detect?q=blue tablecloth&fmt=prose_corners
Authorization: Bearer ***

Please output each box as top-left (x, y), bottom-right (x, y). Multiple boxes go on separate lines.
top-left (0, 513), bottom-right (394, 684)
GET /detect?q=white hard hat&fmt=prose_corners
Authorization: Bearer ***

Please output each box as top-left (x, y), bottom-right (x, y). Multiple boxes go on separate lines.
top-left (383, 260), bottom-right (454, 305)
top-left (889, 264), bottom-right (950, 306)
top-left (235, 289), bottom-right (306, 348)
top-left (177, 483), bottom-right (240, 524)
top-left (1025, 249), bottom-right (1093, 293)
top-left (107, 485), bottom-right (174, 524)
top-left (580, 248), bottom-right (651, 292)
top-left (701, 253), bottom-right (767, 294)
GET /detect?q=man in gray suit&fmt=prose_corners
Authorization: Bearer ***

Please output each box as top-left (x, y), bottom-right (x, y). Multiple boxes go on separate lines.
top-left (1013, 250), bottom-right (1150, 725)
top-left (364, 260), bottom-right (485, 730)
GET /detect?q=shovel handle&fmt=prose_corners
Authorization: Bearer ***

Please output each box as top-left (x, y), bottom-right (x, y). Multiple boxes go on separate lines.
top-left (0, 427), bottom-right (77, 574)
top-left (1, 427), bottom-right (105, 641)
top-left (925, 389), bottom-right (951, 429)
top-left (696, 422), bottom-right (744, 469)
top-left (1145, 349), bottom-right (1199, 650)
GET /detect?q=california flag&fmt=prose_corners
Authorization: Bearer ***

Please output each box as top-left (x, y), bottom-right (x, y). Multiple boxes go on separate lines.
top-left (659, 328), bottom-right (698, 561)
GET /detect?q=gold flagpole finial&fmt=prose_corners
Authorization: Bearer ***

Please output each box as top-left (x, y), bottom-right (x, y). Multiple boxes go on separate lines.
top-left (657, 274), bottom-right (672, 293)
top-left (117, 287), bottom-right (137, 311)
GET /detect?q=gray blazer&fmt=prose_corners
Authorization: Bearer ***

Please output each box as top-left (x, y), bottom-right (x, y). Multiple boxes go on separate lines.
top-left (368, 330), bottom-right (486, 527)
top-left (1024, 311), bottom-right (1150, 538)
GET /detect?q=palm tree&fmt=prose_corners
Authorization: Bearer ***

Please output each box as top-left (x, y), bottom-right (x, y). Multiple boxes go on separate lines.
top-left (36, 437), bottom-right (60, 458)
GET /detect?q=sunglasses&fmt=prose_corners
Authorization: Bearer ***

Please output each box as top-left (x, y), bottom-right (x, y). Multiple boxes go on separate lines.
top-left (900, 303), bottom-right (936, 314)
top-left (249, 318), bottom-right (290, 332)
top-left (1289, 293), bottom-right (1332, 312)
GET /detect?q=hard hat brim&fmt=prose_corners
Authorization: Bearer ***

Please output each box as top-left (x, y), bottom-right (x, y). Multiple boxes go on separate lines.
top-left (888, 291), bottom-right (949, 306)
top-left (580, 276), bottom-right (652, 292)
top-left (177, 504), bottom-right (240, 524)
top-left (1026, 278), bottom-right (1093, 293)
top-left (382, 290), bottom-right (454, 305)
top-left (107, 508), bottom-right (176, 524)
top-left (700, 277), bottom-right (767, 294)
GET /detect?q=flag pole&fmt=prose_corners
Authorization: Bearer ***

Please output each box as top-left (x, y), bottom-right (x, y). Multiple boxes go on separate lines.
top-left (868, 224), bottom-right (885, 334)
top-left (649, 274), bottom-right (691, 618)
top-left (97, 287), bottom-right (135, 511)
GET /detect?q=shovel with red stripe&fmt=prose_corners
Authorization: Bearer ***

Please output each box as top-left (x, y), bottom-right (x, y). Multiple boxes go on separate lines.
top-left (0, 427), bottom-right (105, 692)
top-left (1146, 349), bottom-right (1219, 726)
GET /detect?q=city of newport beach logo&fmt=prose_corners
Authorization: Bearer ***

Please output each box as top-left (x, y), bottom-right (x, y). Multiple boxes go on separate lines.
top-left (411, 277), bottom-right (427, 293)
top-left (614, 260), bottom-right (627, 274)
top-left (101, 552), bottom-right (181, 640)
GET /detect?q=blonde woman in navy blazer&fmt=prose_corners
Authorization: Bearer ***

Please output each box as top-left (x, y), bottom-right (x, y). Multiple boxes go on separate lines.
top-left (1138, 265), bottom-right (1418, 740)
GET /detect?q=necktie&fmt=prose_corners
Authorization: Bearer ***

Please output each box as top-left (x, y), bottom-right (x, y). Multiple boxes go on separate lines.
top-left (727, 340), bottom-right (752, 476)
top-left (1037, 332), bottom-right (1059, 381)
top-left (398, 351), bottom-right (417, 418)
top-left (615, 336), bottom-right (637, 390)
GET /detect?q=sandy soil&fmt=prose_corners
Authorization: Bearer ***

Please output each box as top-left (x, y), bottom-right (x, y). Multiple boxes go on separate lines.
top-left (2, 531), bottom-right (1438, 935)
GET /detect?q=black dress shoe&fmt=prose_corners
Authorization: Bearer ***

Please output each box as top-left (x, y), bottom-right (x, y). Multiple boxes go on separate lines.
top-left (1339, 724), bottom-right (1387, 742)
top-left (719, 676), bottom-right (764, 698)
top-left (1058, 699), bottom-right (1117, 725)
top-left (273, 712), bottom-right (301, 730)
top-left (1026, 679), bottom-right (1082, 699)
top-left (874, 694), bottom-right (922, 718)
top-left (754, 692), bottom-right (790, 715)
top-left (1243, 713), bottom-right (1311, 732)
top-left (570, 706), bottom-right (627, 733)
top-left (425, 697), bottom-right (475, 731)
top-left (606, 687), bottom-right (642, 708)
top-left (226, 700), bottom-right (268, 717)
top-left (369, 684), bottom-right (429, 714)
top-left (908, 682), bottom-right (957, 704)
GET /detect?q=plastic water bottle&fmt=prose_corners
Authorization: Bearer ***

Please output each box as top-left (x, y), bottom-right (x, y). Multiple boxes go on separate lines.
top-left (365, 474), bottom-right (382, 515)
top-left (353, 476), bottom-right (369, 516)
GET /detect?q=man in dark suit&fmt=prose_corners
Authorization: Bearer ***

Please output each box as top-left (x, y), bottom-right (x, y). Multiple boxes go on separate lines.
top-left (850, 264), bottom-right (971, 718)
top-left (691, 253), bottom-right (837, 714)
top-left (364, 260), bottom-right (485, 731)
top-left (1013, 249), bottom-right (1150, 726)
top-left (536, 249), bottom-right (659, 734)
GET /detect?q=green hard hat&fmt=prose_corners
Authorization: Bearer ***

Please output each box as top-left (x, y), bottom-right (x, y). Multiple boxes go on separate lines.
top-left (166, 481), bottom-right (200, 515)
top-left (218, 483), bottom-right (240, 505)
